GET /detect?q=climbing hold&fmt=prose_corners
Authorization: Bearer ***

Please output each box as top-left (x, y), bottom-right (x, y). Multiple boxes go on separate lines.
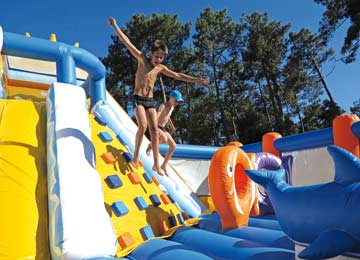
top-left (158, 219), bottom-right (169, 235)
top-left (94, 115), bottom-right (107, 126)
top-left (149, 194), bottom-right (161, 207)
top-left (167, 194), bottom-right (175, 203)
top-left (101, 152), bottom-right (117, 164)
top-left (142, 172), bottom-right (153, 184)
top-left (128, 172), bottom-right (141, 184)
top-left (140, 225), bottom-right (155, 240)
top-left (111, 201), bottom-right (129, 217)
top-left (105, 174), bottom-right (122, 189)
top-left (118, 232), bottom-right (136, 249)
top-left (151, 176), bottom-right (160, 186)
top-left (134, 196), bottom-right (148, 210)
top-left (122, 152), bottom-right (132, 162)
top-left (98, 132), bottom-right (113, 143)
top-left (181, 211), bottom-right (189, 220)
top-left (160, 193), bottom-right (171, 205)
top-left (168, 215), bottom-right (177, 227)
top-left (177, 213), bottom-right (185, 224)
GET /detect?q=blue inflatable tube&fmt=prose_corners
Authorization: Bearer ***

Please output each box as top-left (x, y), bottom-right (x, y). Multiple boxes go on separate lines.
top-left (200, 212), bottom-right (282, 231)
top-left (241, 142), bottom-right (262, 153)
top-left (274, 127), bottom-right (333, 152)
top-left (170, 227), bottom-right (294, 260)
top-left (159, 142), bottom-right (262, 160)
top-left (248, 217), bottom-right (282, 231)
top-left (128, 238), bottom-right (216, 260)
top-left (224, 227), bottom-right (294, 250)
top-left (89, 257), bottom-right (129, 260)
top-left (159, 144), bottom-right (220, 160)
top-left (2, 31), bottom-right (106, 108)
top-left (198, 218), bottom-right (293, 250)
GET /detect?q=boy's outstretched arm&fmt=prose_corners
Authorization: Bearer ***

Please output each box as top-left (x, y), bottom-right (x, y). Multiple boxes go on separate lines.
top-left (107, 17), bottom-right (142, 59)
top-left (161, 65), bottom-right (209, 85)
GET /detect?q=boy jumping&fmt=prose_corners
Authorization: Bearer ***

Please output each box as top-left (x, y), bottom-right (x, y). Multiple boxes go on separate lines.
top-left (146, 90), bottom-right (183, 176)
top-left (107, 17), bottom-right (208, 176)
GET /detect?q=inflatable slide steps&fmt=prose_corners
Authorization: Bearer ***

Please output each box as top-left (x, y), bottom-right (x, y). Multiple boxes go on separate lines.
top-left (89, 113), bottom-right (186, 257)
top-left (0, 99), bottom-right (50, 260)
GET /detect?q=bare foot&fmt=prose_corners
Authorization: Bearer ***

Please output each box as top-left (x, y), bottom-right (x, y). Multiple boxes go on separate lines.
top-left (152, 165), bottom-right (165, 176)
top-left (161, 164), bottom-right (169, 176)
top-left (130, 160), bottom-right (139, 169)
top-left (146, 144), bottom-right (152, 156)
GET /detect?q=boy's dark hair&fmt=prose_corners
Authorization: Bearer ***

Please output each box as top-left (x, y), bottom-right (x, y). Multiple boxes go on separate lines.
top-left (151, 40), bottom-right (168, 55)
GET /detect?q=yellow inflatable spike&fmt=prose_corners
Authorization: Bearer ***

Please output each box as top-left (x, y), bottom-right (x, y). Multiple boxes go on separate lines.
top-left (74, 42), bottom-right (80, 47)
top-left (49, 33), bottom-right (57, 42)
top-left (24, 32), bottom-right (31, 37)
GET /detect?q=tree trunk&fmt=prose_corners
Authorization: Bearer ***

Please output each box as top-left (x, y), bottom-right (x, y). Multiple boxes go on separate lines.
top-left (227, 80), bottom-right (241, 140)
top-left (212, 63), bottom-right (231, 143)
top-left (263, 72), bottom-right (282, 132)
top-left (262, 62), bottom-right (285, 133)
top-left (310, 55), bottom-right (335, 104)
top-left (258, 83), bottom-right (272, 128)
top-left (185, 83), bottom-right (191, 143)
top-left (269, 75), bottom-right (285, 125)
top-left (297, 110), bottom-right (305, 133)
top-left (232, 117), bottom-right (238, 140)
top-left (293, 92), bottom-right (305, 133)
top-left (212, 120), bottom-right (220, 146)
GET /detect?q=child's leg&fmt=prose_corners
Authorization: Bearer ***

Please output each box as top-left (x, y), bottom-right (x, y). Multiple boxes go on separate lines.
top-left (132, 106), bottom-right (147, 168)
top-left (161, 132), bottom-right (176, 175)
top-left (146, 108), bottom-right (164, 176)
top-left (146, 131), bottom-right (167, 156)
top-left (146, 143), bottom-right (152, 156)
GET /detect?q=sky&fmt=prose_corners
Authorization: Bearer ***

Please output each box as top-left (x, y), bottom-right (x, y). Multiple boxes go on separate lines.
top-left (1, 0), bottom-right (358, 112)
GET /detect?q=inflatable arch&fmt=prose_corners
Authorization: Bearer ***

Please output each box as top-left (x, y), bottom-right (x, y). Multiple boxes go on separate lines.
top-left (208, 142), bottom-right (259, 230)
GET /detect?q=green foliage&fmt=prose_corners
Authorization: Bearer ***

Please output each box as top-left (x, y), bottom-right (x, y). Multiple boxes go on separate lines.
top-left (315, 0), bottom-right (360, 63)
top-left (350, 98), bottom-right (360, 117)
top-left (193, 8), bottom-right (243, 143)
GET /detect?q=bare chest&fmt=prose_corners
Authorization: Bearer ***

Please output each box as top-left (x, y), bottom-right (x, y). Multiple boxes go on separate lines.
top-left (136, 62), bottom-right (162, 87)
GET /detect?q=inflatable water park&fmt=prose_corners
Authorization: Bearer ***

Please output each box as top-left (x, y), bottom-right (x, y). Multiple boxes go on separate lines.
top-left (0, 25), bottom-right (359, 260)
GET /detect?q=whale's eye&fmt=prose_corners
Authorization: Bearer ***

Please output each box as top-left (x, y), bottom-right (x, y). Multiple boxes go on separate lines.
top-left (227, 164), bottom-right (233, 177)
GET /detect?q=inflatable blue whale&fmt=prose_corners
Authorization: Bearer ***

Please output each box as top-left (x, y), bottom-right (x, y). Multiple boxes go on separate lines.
top-left (245, 145), bottom-right (360, 259)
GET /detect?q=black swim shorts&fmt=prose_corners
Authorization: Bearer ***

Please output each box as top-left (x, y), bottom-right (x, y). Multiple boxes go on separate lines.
top-left (158, 125), bottom-right (168, 133)
top-left (133, 95), bottom-right (156, 110)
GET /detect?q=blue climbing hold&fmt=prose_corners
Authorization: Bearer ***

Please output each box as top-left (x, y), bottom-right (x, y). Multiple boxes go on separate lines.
top-left (169, 215), bottom-right (177, 227)
top-left (123, 152), bottom-right (132, 162)
top-left (140, 225), bottom-right (155, 240)
top-left (111, 201), bottom-right (129, 217)
top-left (105, 174), bottom-right (122, 189)
top-left (134, 196), bottom-right (148, 210)
top-left (149, 194), bottom-right (161, 207)
top-left (143, 173), bottom-right (153, 184)
top-left (177, 213), bottom-right (185, 224)
top-left (99, 132), bottom-right (113, 143)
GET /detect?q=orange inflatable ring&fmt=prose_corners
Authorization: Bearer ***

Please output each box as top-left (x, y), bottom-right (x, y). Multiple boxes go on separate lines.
top-left (208, 142), bottom-right (259, 230)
